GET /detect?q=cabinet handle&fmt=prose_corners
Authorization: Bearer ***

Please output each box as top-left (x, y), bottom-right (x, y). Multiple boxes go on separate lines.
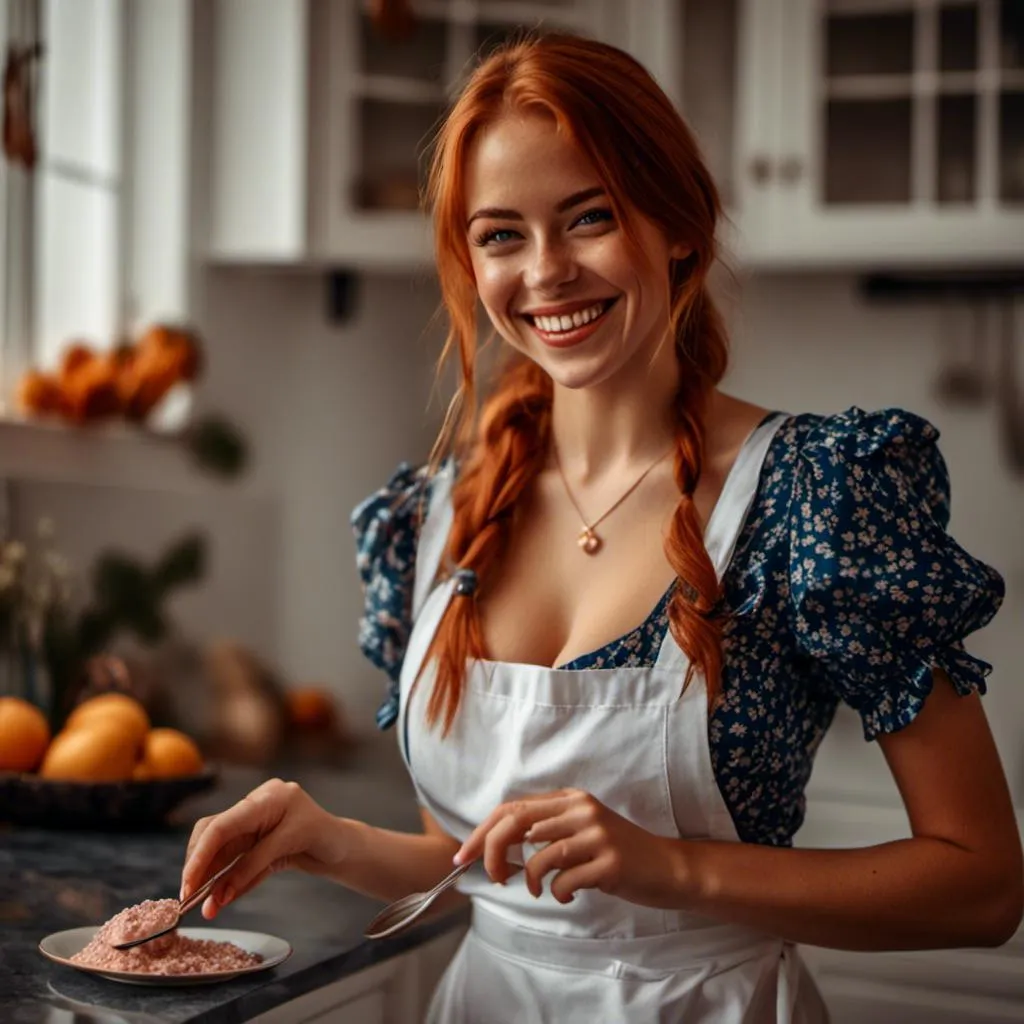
top-left (779, 157), bottom-right (804, 185)
top-left (749, 156), bottom-right (772, 185)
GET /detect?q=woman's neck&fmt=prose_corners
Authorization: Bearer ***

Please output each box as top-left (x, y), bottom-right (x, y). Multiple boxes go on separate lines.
top-left (548, 335), bottom-right (685, 481)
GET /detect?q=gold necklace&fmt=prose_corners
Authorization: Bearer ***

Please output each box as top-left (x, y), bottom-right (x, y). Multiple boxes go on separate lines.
top-left (552, 445), bottom-right (674, 555)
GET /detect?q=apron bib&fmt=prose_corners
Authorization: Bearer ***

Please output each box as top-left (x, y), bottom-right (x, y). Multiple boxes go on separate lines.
top-left (397, 416), bottom-right (829, 1023)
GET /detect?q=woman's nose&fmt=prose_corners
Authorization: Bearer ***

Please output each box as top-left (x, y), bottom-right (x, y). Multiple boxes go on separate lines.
top-left (523, 239), bottom-right (578, 292)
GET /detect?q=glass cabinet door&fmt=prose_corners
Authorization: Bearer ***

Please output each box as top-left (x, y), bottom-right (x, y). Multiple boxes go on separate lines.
top-left (775, 0), bottom-right (1024, 265)
top-left (323, 0), bottom-right (608, 266)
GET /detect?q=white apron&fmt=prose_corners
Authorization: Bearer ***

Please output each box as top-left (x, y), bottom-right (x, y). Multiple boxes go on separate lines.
top-left (396, 415), bottom-right (830, 1023)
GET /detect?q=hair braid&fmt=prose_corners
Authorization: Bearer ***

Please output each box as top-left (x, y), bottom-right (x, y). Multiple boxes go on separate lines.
top-left (664, 285), bottom-right (730, 702)
top-left (422, 356), bottom-right (553, 731)
top-left (420, 32), bottom-right (733, 729)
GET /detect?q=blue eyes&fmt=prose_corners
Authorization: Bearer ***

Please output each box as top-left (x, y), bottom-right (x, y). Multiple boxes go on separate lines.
top-left (472, 207), bottom-right (614, 248)
top-left (576, 208), bottom-right (614, 227)
top-left (478, 228), bottom-right (518, 246)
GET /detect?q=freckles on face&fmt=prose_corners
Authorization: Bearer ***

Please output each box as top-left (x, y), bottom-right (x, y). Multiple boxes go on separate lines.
top-left (462, 113), bottom-right (679, 387)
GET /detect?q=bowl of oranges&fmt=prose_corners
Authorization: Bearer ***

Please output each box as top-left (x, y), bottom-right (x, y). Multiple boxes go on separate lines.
top-left (0, 693), bottom-right (217, 829)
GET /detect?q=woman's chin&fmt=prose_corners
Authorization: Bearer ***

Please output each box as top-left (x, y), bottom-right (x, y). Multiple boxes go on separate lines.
top-left (544, 361), bottom-right (617, 392)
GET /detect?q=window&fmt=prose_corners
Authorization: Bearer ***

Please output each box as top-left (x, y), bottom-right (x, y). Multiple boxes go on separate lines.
top-left (1, 0), bottom-right (126, 412)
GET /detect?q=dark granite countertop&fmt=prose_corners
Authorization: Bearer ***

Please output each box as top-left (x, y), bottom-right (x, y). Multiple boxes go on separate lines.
top-left (0, 744), bottom-right (467, 1023)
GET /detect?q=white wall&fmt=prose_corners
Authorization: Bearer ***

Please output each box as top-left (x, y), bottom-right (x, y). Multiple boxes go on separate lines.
top-left (15, 267), bottom-right (1022, 814)
top-left (199, 267), bottom-right (446, 725)
top-left (723, 271), bottom-right (1023, 811)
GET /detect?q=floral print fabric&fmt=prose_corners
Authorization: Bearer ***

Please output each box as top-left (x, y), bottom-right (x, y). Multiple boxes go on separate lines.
top-left (350, 408), bottom-right (1004, 845)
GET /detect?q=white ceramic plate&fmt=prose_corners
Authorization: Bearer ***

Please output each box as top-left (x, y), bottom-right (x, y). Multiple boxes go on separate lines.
top-left (38, 926), bottom-right (292, 986)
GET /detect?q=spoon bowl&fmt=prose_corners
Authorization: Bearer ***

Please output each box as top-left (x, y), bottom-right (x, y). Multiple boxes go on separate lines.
top-left (111, 853), bottom-right (245, 951)
top-left (363, 842), bottom-right (535, 941)
top-left (363, 861), bottom-right (473, 940)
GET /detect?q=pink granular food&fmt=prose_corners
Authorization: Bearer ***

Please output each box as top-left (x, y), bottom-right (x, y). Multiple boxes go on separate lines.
top-left (70, 898), bottom-right (263, 975)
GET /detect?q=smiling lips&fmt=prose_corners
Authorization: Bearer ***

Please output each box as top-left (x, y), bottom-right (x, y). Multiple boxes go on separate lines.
top-left (522, 298), bottom-right (617, 348)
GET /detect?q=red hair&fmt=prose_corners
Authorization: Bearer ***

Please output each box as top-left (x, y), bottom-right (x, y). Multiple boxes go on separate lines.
top-left (421, 32), bottom-right (729, 732)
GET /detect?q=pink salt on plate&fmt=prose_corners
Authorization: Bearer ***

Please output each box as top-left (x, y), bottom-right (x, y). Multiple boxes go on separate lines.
top-left (70, 898), bottom-right (263, 975)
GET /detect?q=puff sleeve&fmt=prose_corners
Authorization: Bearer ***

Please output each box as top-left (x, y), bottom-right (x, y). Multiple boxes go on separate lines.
top-left (789, 408), bottom-right (1005, 740)
top-left (350, 462), bottom-right (433, 730)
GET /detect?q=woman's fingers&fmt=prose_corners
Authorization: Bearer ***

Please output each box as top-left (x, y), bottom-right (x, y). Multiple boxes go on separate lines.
top-left (480, 813), bottom-right (529, 883)
top-left (180, 780), bottom-right (292, 900)
top-left (202, 858), bottom-right (283, 918)
top-left (548, 857), bottom-right (608, 905)
top-left (521, 820), bottom-right (593, 897)
top-left (209, 832), bottom-right (305, 909)
top-left (455, 792), bottom-right (573, 869)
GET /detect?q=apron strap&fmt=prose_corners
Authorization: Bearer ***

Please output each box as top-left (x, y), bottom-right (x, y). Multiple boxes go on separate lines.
top-left (411, 461), bottom-right (456, 621)
top-left (703, 412), bottom-right (787, 580)
top-left (656, 413), bottom-right (787, 675)
top-left (399, 462), bottom-right (457, 765)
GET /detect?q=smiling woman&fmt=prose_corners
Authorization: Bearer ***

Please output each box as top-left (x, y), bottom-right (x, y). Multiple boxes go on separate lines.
top-left (178, 29), bottom-right (1021, 1024)
top-left (464, 123), bottom-right (684, 394)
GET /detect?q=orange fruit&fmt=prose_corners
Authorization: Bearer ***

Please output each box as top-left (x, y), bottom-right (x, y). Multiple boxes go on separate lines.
top-left (65, 693), bottom-right (150, 750)
top-left (0, 697), bottom-right (51, 772)
top-left (138, 728), bottom-right (203, 779)
top-left (286, 687), bottom-right (335, 731)
top-left (40, 723), bottom-right (138, 781)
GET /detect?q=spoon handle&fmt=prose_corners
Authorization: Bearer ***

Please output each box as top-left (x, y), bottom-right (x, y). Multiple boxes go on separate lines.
top-left (426, 860), bottom-right (473, 898)
top-left (179, 853), bottom-right (246, 916)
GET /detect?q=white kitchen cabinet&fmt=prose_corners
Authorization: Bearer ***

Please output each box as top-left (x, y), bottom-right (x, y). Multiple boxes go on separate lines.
top-left (248, 924), bottom-right (467, 1024)
top-left (762, 0), bottom-right (1024, 267)
top-left (208, 0), bottom-right (1024, 270)
top-left (206, 0), bottom-right (613, 270)
top-left (634, 0), bottom-right (1024, 269)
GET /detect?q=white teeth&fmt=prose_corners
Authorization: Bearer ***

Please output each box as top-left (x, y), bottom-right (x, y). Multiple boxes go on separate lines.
top-left (533, 301), bottom-right (608, 334)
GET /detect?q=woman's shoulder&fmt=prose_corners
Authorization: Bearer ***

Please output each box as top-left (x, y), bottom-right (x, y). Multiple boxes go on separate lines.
top-left (763, 405), bottom-right (950, 520)
top-left (782, 405), bottom-right (941, 452)
top-left (770, 405), bottom-right (941, 454)
top-left (350, 461), bottom-right (449, 717)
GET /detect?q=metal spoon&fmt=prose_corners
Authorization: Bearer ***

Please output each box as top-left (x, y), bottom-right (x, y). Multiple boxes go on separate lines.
top-left (363, 860), bottom-right (474, 940)
top-left (111, 853), bottom-right (245, 951)
top-left (364, 842), bottom-right (532, 940)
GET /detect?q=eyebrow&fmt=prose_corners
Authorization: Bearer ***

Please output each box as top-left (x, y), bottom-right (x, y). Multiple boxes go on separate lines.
top-left (466, 186), bottom-right (607, 228)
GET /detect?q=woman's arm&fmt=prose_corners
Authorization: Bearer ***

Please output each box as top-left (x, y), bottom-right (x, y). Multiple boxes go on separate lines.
top-left (457, 670), bottom-right (1023, 951)
top-left (673, 670), bottom-right (1023, 950)
top-left (329, 807), bottom-right (466, 909)
top-left (181, 780), bottom-right (462, 916)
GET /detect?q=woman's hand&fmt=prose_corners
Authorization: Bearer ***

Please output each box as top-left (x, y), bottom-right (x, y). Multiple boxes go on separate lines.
top-left (454, 788), bottom-right (689, 908)
top-left (180, 777), bottom-right (347, 918)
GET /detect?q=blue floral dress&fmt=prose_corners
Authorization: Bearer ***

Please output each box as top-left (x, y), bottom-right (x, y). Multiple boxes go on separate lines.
top-left (351, 408), bottom-right (1005, 847)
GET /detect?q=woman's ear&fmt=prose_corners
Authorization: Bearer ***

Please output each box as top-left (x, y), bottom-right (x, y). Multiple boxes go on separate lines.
top-left (669, 242), bottom-right (693, 262)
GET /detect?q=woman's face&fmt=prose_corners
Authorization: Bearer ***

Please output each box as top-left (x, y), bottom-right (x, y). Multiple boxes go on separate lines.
top-left (463, 112), bottom-right (684, 392)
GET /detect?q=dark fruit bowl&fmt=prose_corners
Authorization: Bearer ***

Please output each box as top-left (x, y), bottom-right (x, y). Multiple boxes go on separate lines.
top-left (0, 766), bottom-right (218, 830)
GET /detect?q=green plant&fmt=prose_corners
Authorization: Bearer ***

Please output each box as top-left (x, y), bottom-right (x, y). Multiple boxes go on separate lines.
top-left (28, 529), bottom-right (205, 729)
top-left (0, 520), bottom-right (73, 712)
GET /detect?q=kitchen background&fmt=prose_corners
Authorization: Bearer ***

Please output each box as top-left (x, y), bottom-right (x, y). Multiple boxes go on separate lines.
top-left (1, 0), bottom-right (1022, 1021)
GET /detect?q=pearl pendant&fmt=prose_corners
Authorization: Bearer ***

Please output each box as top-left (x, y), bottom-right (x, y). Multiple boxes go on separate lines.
top-left (577, 528), bottom-right (602, 555)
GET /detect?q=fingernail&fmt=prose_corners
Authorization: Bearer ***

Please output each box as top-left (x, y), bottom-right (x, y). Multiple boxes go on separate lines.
top-left (452, 852), bottom-right (464, 866)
